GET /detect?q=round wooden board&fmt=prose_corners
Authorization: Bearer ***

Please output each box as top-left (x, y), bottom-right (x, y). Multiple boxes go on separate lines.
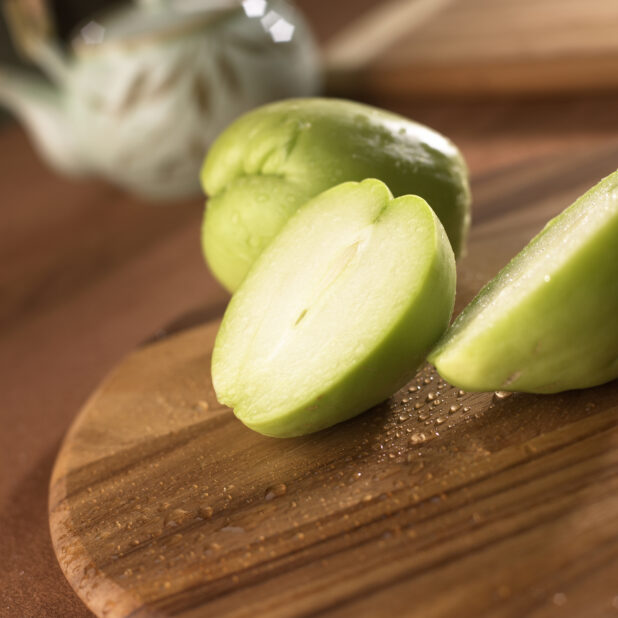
top-left (49, 153), bottom-right (618, 617)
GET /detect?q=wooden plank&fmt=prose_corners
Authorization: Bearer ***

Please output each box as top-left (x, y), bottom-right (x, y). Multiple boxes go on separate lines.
top-left (323, 0), bottom-right (618, 96)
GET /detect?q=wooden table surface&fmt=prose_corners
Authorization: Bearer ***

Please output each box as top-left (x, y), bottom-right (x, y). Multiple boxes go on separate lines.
top-left (2, 2), bottom-right (618, 617)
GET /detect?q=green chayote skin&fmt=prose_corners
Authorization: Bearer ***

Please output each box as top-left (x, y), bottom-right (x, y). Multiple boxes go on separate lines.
top-left (201, 98), bottom-right (470, 292)
top-left (429, 169), bottom-right (618, 394)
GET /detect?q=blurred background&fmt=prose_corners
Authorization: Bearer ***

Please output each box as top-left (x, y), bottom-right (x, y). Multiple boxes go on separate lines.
top-left (1, 0), bottom-right (617, 190)
top-left (0, 0), bottom-right (108, 123)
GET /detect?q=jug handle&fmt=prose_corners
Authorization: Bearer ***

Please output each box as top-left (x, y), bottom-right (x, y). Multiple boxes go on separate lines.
top-left (3, 0), bottom-right (70, 85)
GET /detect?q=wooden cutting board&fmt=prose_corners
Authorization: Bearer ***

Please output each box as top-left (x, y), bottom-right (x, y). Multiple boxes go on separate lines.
top-left (49, 146), bottom-right (618, 617)
top-left (324, 0), bottom-right (618, 97)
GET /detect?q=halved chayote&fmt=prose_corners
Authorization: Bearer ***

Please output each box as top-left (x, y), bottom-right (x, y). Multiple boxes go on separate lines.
top-left (213, 179), bottom-right (456, 437)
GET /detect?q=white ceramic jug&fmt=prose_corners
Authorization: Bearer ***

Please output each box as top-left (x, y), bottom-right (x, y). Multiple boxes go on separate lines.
top-left (0, 0), bottom-right (320, 199)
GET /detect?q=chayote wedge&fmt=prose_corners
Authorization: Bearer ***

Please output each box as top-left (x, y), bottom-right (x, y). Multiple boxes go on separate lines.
top-left (429, 170), bottom-right (618, 393)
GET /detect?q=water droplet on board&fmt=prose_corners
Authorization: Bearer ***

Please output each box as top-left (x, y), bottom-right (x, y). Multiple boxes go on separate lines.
top-left (449, 404), bottom-right (460, 414)
top-left (164, 508), bottom-right (191, 528)
top-left (198, 506), bottom-right (214, 519)
top-left (435, 417), bottom-right (446, 425)
top-left (410, 433), bottom-right (428, 444)
top-left (426, 392), bottom-right (436, 401)
top-left (493, 391), bottom-right (512, 401)
top-left (264, 483), bottom-right (287, 500)
top-left (457, 390), bottom-right (465, 397)
top-left (414, 402), bottom-right (423, 409)
top-left (552, 592), bottom-right (567, 606)
top-left (221, 525), bottom-right (245, 533)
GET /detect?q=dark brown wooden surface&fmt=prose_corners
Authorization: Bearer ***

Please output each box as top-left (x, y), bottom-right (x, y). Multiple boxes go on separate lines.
top-left (2, 2), bottom-right (618, 615)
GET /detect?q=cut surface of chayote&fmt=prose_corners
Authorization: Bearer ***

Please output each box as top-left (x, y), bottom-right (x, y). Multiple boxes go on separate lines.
top-left (201, 97), bottom-right (470, 291)
top-left (429, 170), bottom-right (618, 393)
top-left (212, 179), bottom-right (456, 437)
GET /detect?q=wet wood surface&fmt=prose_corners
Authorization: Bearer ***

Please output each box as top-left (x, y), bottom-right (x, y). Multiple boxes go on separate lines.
top-left (46, 135), bottom-right (618, 616)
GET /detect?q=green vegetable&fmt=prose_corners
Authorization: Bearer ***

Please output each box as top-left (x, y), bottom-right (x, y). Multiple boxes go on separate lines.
top-left (213, 179), bottom-right (456, 437)
top-left (201, 98), bottom-right (470, 291)
top-left (429, 170), bottom-right (618, 393)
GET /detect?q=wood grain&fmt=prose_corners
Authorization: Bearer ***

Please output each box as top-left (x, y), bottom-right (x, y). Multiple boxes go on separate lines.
top-left (324, 0), bottom-right (618, 97)
top-left (48, 149), bottom-right (618, 617)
